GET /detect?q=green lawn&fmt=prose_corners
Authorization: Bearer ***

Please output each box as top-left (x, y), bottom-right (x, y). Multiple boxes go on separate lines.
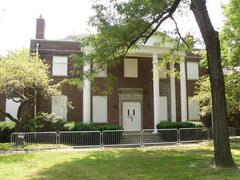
top-left (0, 143), bottom-right (12, 151)
top-left (0, 144), bottom-right (240, 180)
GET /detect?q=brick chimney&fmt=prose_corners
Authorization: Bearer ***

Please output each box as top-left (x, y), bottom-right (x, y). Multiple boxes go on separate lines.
top-left (36, 15), bottom-right (45, 39)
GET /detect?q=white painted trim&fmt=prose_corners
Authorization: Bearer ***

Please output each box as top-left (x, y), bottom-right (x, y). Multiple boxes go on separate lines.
top-left (170, 63), bottom-right (176, 122)
top-left (180, 57), bottom-right (187, 122)
top-left (83, 62), bottom-right (91, 124)
top-left (153, 54), bottom-right (160, 131)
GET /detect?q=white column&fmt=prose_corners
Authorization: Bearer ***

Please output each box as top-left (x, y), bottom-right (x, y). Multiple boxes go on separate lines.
top-left (83, 62), bottom-right (91, 124)
top-left (170, 63), bottom-right (176, 122)
top-left (153, 54), bottom-right (160, 132)
top-left (180, 57), bottom-right (187, 122)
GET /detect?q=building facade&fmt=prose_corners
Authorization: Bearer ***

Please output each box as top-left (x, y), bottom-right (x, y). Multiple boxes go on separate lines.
top-left (2, 16), bottom-right (205, 130)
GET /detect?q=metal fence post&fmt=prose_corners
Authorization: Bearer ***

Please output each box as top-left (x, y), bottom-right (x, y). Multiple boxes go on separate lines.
top-left (177, 129), bottom-right (180, 144)
top-left (100, 131), bottom-right (103, 148)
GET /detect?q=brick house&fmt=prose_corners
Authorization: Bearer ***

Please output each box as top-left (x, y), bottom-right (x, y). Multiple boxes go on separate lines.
top-left (2, 16), bottom-right (205, 130)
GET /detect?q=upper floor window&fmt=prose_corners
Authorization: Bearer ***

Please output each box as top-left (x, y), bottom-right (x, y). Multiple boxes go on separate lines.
top-left (124, 58), bottom-right (138, 78)
top-left (52, 56), bottom-right (68, 76)
top-left (187, 62), bottom-right (199, 80)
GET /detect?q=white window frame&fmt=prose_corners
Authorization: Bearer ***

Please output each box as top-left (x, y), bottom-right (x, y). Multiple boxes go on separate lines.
top-left (92, 96), bottom-right (108, 123)
top-left (52, 56), bottom-right (68, 76)
top-left (187, 61), bottom-right (199, 80)
top-left (124, 58), bottom-right (138, 78)
top-left (5, 97), bottom-right (20, 121)
top-left (51, 95), bottom-right (68, 120)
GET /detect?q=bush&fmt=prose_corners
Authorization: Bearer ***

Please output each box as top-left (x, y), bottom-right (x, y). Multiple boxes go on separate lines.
top-left (62, 122), bottom-right (123, 146)
top-left (64, 122), bottom-right (123, 131)
top-left (0, 122), bottom-right (15, 142)
top-left (156, 121), bottom-right (201, 129)
top-left (23, 112), bottom-right (66, 132)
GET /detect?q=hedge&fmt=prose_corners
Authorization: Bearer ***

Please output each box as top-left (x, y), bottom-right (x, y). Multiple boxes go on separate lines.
top-left (64, 122), bottom-right (123, 132)
top-left (156, 121), bottom-right (202, 129)
top-left (0, 122), bottom-right (15, 142)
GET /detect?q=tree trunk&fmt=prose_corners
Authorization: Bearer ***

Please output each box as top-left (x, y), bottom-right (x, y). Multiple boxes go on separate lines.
top-left (190, 0), bottom-right (235, 167)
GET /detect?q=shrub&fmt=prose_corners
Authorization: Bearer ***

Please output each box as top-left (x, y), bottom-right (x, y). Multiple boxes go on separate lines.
top-left (64, 122), bottom-right (123, 131)
top-left (23, 112), bottom-right (66, 132)
top-left (156, 121), bottom-right (201, 129)
top-left (0, 122), bottom-right (15, 142)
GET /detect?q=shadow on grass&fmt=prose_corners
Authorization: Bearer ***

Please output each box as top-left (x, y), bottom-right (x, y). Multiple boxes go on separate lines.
top-left (30, 148), bottom-right (240, 180)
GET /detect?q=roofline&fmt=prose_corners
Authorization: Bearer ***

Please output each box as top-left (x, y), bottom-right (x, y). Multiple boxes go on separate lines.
top-left (30, 38), bottom-right (79, 43)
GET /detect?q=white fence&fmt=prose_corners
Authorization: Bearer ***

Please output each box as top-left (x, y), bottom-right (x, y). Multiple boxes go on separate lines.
top-left (10, 127), bottom-right (240, 150)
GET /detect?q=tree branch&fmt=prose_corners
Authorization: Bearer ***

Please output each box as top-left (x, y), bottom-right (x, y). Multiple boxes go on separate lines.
top-left (170, 16), bottom-right (190, 49)
top-left (0, 107), bottom-right (19, 124)
top-left (17, 100), bottom-right (30, 120)
top-left (123, 0), bottom-right (181, 55)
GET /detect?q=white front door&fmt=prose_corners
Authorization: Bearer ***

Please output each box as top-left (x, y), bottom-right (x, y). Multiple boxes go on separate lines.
top-left (122, 102), bottom-right (141, 130)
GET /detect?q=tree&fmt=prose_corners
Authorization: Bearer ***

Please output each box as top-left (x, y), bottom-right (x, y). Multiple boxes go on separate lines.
top-left (195, 0), bottom-right (240, 127)
top-left (0, 49), bottom-right (60, 130)
top-left (221, 0), bottom-right (240, 68)
top-left (194, 73), bottom-right (240, 123)
top-left (77, 0), bottom-right (235, 167)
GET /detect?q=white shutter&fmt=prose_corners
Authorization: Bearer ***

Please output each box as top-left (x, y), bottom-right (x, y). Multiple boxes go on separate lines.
top-left (5, 98), bottom-right (20, 121)
top-left (52, 95), bottom-right (68, 120)
top-left (159, 96), bottom-right (168, 121)
top-left (92, 96), bottom-right (107, 123)
top-left (124, 58), bottom-right (138, 78)
top-left (187, 62), bottom-right (199, 80)
top-left (188, 97), bottom-right (200, 120)
top-left (52, 56), bottom-right (68, 76)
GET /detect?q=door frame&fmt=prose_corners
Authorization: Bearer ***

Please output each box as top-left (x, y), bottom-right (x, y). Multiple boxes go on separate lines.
top-left (118, 88), bottom-right (144, 130)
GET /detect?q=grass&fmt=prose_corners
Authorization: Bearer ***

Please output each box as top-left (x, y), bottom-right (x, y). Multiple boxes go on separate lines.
top-left (0, 143), bottom-right (12, 151)
top-left (0, 143), bottom-right (240, 180)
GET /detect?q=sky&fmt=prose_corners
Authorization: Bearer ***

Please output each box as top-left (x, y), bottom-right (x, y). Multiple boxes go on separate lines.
top-left (0, 0), bottom-right (229, 55)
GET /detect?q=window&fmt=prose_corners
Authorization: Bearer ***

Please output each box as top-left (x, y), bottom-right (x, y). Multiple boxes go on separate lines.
top-left (93, 63), bottom-right (107, 78)
top-left (159, 96), bottom-right (168, 121)
top-left (52, 95), bottom-right (67, 120)
top-left (188, 97), bottom-right (200, 120)
top-left (187, 62), bottom-right (199, 80)
top-left (52, 56), bottom-right (68, 76)
top-left (5, 98), bottom-right (20, 121)
top-left (124, 58), bottom-right (138, 78)
top-left (92, 96), bottom-right (107, 123)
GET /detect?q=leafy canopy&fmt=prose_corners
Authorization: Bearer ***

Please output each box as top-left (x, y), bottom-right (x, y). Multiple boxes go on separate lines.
top-left (221, 0), bottom-right (240, 68)
top-left (194, 74), bottom-right (240, 121)
top-left (0, 49), bottom-right (59, 96)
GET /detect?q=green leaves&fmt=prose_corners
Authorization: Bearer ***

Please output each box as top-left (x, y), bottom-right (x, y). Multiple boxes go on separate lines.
top-left (194, 73), bottom-right (240, 120)
top-left (221, 0), bottom-right (240, 68)
top-left (0, 49), bottom-right (60, 99)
